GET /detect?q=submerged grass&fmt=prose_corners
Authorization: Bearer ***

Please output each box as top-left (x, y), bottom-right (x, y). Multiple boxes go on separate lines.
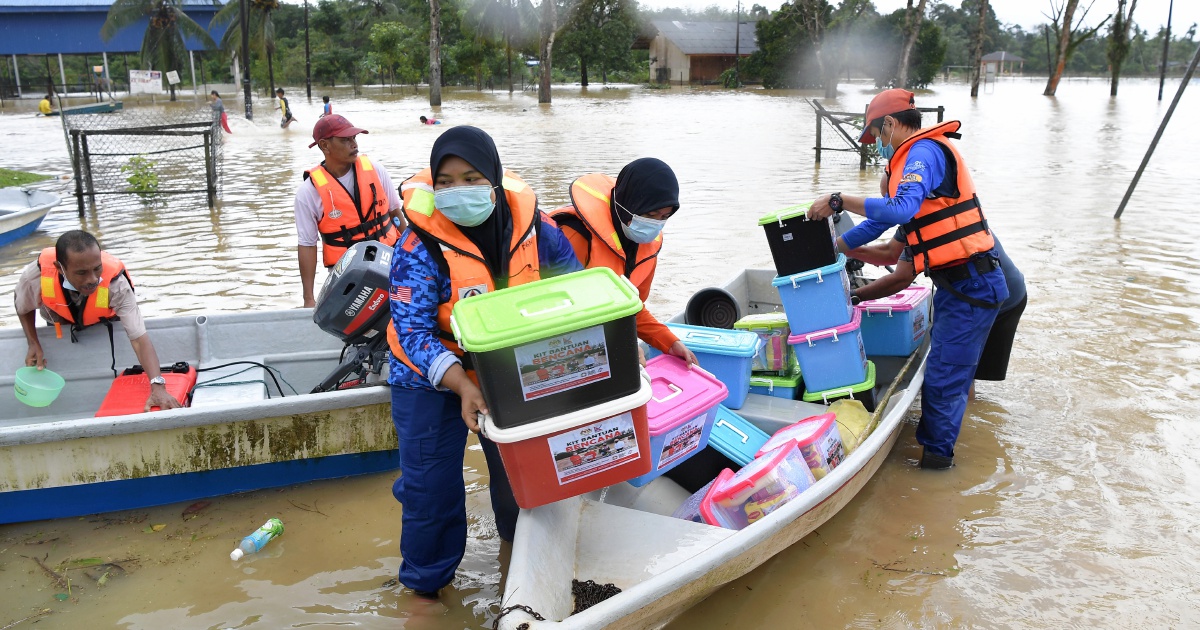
top-left (0, 167), bottom-right (51, 188)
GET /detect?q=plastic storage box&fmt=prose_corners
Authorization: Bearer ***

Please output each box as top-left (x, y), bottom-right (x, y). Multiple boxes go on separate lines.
top-left (789, 309), bottom-right (868, 393)
top-left (857, 285), bottom-right (931, 357)
top-left (701, 443), bottom-right (817, 529)
top-left (733, 312), bottom-right (791, 373)
top-left (801, 360), bottom-right (877, 412)
top-left (451, 267), bottom-right (644, 429)
top-left (756, 413), bottom-right (846, 480)
top-left (662, 405), bottom-right (771, 493)
top-left (481, 370), bottom-right (654, 509)
top-left (95, 363), bottom-right (196, 416)
top-left (758, 204), bottom-right (838, 277)
top-left (749, 366), bottom-right (803, 400)
top-left (771, 254), bottom-right (854, 335)
top-left (664, 323), bottom-right (760, 410)
top-left (672, 476), bottom-right (720, 523)
top-left (627, 355), bottom-right (729, 487)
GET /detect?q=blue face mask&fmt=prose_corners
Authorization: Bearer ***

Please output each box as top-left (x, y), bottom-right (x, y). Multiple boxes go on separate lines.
top-left (875, 123), bottom-right (895, 161)
top-left (434, 185), bottom-right (496, 227)
top-left (617, 203), bottom-right (668, 243)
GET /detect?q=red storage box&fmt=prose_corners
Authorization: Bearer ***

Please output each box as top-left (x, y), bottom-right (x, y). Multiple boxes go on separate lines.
top-left (95, 362), bottom-right (196, 417)
top-left (481, 369), bottom-right (653, 509)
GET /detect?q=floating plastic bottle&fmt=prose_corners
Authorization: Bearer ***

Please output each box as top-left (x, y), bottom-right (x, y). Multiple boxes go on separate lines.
top-left (230, 518), bottom-right (284, 561)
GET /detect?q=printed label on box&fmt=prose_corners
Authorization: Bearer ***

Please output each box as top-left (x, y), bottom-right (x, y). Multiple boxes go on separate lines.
top-left (546, 412), bottom-right (639, 485)
top-left (514, 325), bottom-right (611, 401)
top-left (657, 414), bottom-right (708, 470)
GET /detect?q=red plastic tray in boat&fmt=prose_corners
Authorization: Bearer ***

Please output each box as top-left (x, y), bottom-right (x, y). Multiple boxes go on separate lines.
top-left (95, 362), bottom-right (196, 417)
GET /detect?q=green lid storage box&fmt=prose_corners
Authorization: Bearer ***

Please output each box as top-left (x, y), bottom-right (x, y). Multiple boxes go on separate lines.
top-left (758, 203), bottom-right (837, 277)
top-left (734, 312), bottom-right (792, 373)
top-left (801, 360), bottom-right (876, 412)
top-left (451, 267), bottom-right (644, 429)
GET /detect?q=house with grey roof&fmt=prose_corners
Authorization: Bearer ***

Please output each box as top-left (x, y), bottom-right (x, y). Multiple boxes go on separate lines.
top-left (649, 20), bottom-right (757, 84)
top-left (981, 51), bottom-right (1024, 76)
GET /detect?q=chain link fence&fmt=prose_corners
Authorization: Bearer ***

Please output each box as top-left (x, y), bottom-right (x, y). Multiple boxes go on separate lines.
top-left (62, 106), bottom-right (223, 214)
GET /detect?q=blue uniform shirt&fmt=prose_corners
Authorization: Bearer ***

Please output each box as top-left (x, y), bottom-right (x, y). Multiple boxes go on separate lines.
top-left (842, 139), bottom-right (948, 251)
top-left (387, 214), bottom-right (585, 390)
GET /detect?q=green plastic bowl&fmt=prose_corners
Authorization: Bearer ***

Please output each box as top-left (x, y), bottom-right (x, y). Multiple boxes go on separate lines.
top-left (14, 366), bottom-right (65, 407)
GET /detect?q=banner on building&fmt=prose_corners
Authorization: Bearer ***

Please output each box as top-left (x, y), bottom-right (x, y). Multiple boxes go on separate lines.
top-left (129, 70), bottom-right (164, 95)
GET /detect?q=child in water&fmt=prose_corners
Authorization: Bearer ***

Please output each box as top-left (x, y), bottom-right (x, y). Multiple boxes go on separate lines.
top-left (419, 115), bottom-right (442, 125)
top-left (276, 88), bottom-right (296, 128)
top-left (321, 96), bottom-right (332, 118)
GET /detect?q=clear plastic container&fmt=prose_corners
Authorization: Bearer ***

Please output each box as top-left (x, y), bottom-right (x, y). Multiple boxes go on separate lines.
top-left (702, 444), bottom-right (815, 530)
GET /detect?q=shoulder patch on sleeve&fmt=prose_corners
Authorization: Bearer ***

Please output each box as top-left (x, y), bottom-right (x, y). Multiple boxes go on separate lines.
top-left (401, 231), bottom-right (420, 252)
top-left (900, 172), bottom-right (923, 183)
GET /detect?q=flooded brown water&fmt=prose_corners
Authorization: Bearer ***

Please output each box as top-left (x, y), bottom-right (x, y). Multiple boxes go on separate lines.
top-left (2, 76), bottom-right (1199, 628)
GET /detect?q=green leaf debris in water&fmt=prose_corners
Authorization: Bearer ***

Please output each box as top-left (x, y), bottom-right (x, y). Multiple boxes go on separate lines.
top-left (54, 593), bottom-right (69, 601)
top-left (69, 557), bottom-right (104, 567)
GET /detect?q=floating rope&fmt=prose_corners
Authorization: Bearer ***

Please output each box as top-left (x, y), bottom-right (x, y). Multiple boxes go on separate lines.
top-left (571, 579), bottom-right (622, 615)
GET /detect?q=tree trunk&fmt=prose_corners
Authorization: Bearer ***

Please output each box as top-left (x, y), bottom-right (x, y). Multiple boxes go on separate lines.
top-left (267, 47), bottom-right (276, 96)
top-left (970, 0), bottom-right (989, 97)
top-left (506, 39), bottom-right (513, 94)
top-left (1044, 0), bottom-right (1079, 95)
top-left (1108, 0), bottom-right (1138, 97)
top-left (538, 0), bottom-right (555, 104)
top-left (429, 0), bottom-right (442, 106)
top-left (896, 0), bottom-right (929, 88)
top-left (580, 56), bottom-right (589, 87)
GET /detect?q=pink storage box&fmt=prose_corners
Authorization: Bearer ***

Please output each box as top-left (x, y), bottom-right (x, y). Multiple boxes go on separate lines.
top-left (856, 285), bottom-right (931, 357)
top-left (756, 413), bottom-right (846, 480)
top-left (701, 444), bottom-right (816, 530)
top-left (627, 355), bottom-right (729, 487)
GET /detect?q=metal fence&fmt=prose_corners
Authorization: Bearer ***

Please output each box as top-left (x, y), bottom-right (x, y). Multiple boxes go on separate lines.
top-left (809, 99), bottom-right (944, 169)
top-left (62, 106), bottom-right (222, 215)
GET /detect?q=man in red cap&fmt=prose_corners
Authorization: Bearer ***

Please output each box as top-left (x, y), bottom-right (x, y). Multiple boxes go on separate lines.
top-left (807, 88), bottom-right (1008, 471)
top-left (294, 114), bottom-right (406, 307)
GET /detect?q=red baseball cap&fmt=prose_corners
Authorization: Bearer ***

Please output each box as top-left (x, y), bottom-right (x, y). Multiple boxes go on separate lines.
top-left (859, 89), bottom-right (916, 143)
top-left (309, 114), bottom-right (368, 148)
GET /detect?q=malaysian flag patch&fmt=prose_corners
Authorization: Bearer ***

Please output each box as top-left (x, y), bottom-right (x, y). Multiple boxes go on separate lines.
top-left (390, 285), bottom-right (412, 303)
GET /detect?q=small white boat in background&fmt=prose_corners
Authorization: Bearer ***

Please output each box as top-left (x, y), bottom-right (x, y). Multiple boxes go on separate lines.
top-left (496, 268), bottom-right (928, 630)
top-left (0, 188), bottom-right (59, 248)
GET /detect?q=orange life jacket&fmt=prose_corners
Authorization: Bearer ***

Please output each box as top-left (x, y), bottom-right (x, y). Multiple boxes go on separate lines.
top-left (37, 248), bottom-right (130, 330)
top-left (549, 173), bottom-right (662, 287)
top-left (304, 154), bottom-right (400, 267)
top-left (387, 168), bottom-right (542, 383)
top-left (888, 121), bottom-right (994, 274)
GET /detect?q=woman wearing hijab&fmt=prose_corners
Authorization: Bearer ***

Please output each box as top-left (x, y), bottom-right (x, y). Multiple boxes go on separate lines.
top-left (551, 158), bottom-right (698, 365)
top-left (385, 126), bottom-right (583, 598)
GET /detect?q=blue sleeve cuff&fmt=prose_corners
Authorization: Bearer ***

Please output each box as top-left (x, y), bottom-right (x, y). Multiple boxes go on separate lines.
top-left (842, 219), bottom-right (891, 251)
top-left (427, 351), bottom-right (462, 390)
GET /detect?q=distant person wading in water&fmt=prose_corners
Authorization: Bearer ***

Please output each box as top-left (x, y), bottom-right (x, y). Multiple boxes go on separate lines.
top-left (321, 96), bottom-right (332, 118)
top-left (209, 90), bottom-right (231, 133)
top-left (276, 88), bottom-right (296, 128)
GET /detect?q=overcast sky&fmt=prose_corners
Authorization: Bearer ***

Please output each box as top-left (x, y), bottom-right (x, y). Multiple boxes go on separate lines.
top-left (641, 0), bottom-right (1199, 33)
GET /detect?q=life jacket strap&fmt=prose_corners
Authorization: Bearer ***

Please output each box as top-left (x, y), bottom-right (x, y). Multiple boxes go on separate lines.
top-left (907, 220), bottom-right (990, 259)
top-left (321, 212), bottom-right (394, 248)
top-left (906, 195), bottom-right (982, 231)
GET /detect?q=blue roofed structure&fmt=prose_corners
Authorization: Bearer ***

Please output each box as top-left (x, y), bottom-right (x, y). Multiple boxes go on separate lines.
top-left (0, 0), bottom-right (227, 55)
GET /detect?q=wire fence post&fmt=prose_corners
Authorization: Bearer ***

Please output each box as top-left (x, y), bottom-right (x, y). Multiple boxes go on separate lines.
top-left (203, 129), bottom-right (215, 208)
top-left (81, 132), bottom-right (96, 206)
top-left (814, 102), bottom-right (823, 164)
top-left (71, 129), bottom-right (84, 217)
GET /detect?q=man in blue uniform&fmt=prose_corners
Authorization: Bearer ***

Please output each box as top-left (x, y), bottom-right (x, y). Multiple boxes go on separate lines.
top-left (808, 89), bottom-right (1008, 470)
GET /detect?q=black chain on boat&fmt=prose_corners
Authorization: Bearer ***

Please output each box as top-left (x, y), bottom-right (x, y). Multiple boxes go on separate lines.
top-left (493, 604), bottom-right (545, 630)
top-left (571, 579), bottom-right (622, 615)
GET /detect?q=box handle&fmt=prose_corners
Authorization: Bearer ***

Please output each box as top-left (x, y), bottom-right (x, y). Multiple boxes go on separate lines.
top-left (804, 328), bottom-right (840, 346)
top-left (749, 377), bottom-right (774, 392)
top-left (715, 418), bottom-right (750, 444)
top-left (653, 383), bottom-right (683, 403)
top-left (863, 306), bottom-right (895, 317)
top-left (821, 388), bottom-right (855, 403)
top-left (789, 268), bottom-right (824, 289)
top-left (518, 298), bottom-right (573, 318)
top-left (685, 331), bottom-right (723, 343)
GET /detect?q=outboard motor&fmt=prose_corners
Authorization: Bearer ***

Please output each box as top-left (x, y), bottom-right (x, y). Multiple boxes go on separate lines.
top-left (311, 240), bottom-right (394, 392)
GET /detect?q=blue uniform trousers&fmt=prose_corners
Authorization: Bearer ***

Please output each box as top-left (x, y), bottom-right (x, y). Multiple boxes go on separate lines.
top-left (917, 256), bottom-right (1009, 458)
top-left (390, 385), bottom-right (519, 593)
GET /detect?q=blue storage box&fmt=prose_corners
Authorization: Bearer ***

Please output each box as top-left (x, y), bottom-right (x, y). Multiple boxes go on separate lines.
top-left (788, 309), bottom-right (868, 393)
top-left (708, 405), bottom-right (771, 466)
top-left (856, 286), bottom-right (931, 356)
top-left (772, 254), bottom-right (854, 334)
top-left (664, 323), bottom-right (760, 410)
top-left (748, 366), bottom-right (803, 400)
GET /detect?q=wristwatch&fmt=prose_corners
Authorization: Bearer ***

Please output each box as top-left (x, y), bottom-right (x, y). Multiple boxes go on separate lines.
top-left (829, 192), bottom-right (844, 212)
top-left (850, 291), bottom-right (862, 306)
top-left (149, 376), bottom-right (166, 387)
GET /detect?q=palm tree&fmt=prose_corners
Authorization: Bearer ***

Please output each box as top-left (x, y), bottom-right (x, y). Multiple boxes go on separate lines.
top-left (101, 0), bottom-right (217, 101)
top-left (210, 0), bottom-right (280, 95)
top-left (464, 0), bottom-right (538, 93)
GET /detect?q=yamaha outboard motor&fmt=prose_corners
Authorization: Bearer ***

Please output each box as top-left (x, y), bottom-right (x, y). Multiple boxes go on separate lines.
top-left (312, 240), bottom-right (394, 391)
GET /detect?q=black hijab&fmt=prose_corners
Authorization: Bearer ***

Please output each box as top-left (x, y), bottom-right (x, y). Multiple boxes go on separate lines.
top-left (430, 126), bottom-right (512, 280)
top-left (609, 158), bottom-right (680, 270)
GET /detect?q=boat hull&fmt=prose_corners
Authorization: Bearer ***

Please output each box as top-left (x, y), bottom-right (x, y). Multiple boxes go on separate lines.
top-left (0, 190), bottom-right (57, 248)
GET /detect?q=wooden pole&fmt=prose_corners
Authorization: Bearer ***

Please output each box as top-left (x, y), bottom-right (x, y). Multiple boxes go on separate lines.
top-left (1114, 40), bottom-right (1200, 219)
top-left (814, 100), bottom-right (823, 164)
top-left (1158, 0), bottom-right (1173, 101)
top-left (72, 130), bottom-right (84, 216)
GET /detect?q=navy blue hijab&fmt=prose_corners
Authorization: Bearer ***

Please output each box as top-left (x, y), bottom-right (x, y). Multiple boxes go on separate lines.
top-left (430, 126), bottom-right (512, 280)
top-left (610, 158), bottom-right (680, 266)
